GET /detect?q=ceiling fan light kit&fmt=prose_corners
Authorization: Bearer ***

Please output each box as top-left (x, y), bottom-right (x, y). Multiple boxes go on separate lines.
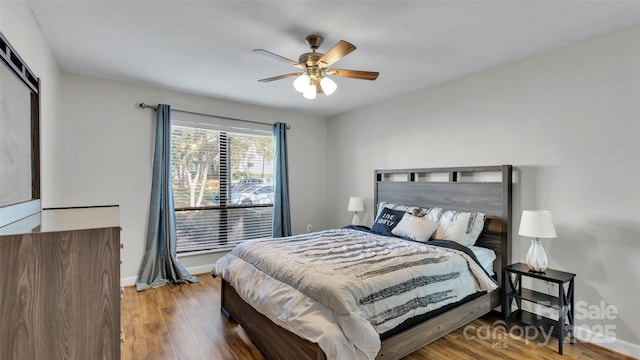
top-left (254, 34), bottom-right (379, 100)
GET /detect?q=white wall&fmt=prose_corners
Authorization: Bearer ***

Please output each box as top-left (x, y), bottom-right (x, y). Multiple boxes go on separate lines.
top-left (328, 25), bottom-right (640, 355)
top-left (56, 73), bottom-right (328, 279)
top-left (0, 0), bottom-right (62, 207)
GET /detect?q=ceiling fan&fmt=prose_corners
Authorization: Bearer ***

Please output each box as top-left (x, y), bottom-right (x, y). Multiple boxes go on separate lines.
top-left (254, 34), bottom-right (379, 99)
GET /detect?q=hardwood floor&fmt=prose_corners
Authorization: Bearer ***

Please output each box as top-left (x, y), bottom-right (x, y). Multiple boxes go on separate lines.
top-left (122, 274), bottom-right (632, 360)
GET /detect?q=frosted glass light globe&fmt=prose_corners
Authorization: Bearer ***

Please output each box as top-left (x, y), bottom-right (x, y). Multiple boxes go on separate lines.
top-left (293, 75), bottom-right (310, 93)
top-left (320, 77), bottom-right (337, 95)
top-left (302, 84), bottom-right (316, 99)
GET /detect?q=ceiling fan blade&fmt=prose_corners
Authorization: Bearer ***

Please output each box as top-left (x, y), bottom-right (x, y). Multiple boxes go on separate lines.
top-left (318, 40), bottom-right (356, 67)
top-left (258, 73), bottom-right (301, 82)
top-left (253, 49), bottom-right (305, 69)
top-left (315, 81), bottom-right (323, 94)
top-left (326, 69), bottom-right (379, 80)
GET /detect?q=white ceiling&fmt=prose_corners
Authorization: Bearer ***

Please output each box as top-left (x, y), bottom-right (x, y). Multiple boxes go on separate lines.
top-left (26, 0), bottom-right (640, 117)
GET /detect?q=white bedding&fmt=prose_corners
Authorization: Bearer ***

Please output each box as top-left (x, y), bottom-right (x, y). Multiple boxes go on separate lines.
top-left (212, 229), bottom-right (497, 360)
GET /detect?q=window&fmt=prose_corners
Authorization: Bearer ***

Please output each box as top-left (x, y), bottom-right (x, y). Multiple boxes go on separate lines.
top-left (170, 112), bottom-right (274, 253)
top-left (0, 31), bottom-right (41, 227)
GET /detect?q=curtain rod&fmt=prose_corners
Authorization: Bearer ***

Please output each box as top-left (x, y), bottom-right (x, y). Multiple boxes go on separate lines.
top-left (139, 103), bottom-right (291, 129)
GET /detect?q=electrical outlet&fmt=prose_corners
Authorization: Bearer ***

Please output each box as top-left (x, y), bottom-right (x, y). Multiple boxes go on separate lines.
top-left (307, 224), bottom-right (312, 233)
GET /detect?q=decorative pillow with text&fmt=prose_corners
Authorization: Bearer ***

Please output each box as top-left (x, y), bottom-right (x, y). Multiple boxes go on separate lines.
top-left (371, 208), bottom-right (405, 237)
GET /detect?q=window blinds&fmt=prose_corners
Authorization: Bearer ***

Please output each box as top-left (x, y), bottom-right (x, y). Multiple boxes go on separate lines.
top-left (171, 110), bottom-right (274, 253)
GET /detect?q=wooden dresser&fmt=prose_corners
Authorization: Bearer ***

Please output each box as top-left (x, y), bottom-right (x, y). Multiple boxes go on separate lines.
top-left (0, 206), bottom-right (121, 360)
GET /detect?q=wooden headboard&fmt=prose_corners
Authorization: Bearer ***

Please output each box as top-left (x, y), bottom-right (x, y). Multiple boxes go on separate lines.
top-left (374, 165), bottom-right (512, 290)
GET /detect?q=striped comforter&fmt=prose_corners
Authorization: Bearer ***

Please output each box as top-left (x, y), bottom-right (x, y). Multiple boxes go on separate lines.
top-left (212, 228), bottom-right (497, 360)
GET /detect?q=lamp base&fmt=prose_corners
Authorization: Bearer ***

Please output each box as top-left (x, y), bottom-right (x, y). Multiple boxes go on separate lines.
top-left (526, 238), bottom-right (548, 272)
top-left (351, 212), bottom-right (360, 226)
top-left (528, 269), bottom-right (546, 274)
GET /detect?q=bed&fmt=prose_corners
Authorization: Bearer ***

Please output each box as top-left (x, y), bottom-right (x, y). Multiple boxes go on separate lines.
top-left (212, 165), bottom-right (512, 360)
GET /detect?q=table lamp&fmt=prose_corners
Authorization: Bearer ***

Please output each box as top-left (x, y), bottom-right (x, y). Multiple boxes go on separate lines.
top-left (518, 210), bottom-right (557, 272)
top-left (347, 197), bottom-right (365, 225)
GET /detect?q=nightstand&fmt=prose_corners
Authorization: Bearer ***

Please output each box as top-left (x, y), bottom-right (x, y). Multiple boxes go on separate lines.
top-left (503, 262), bottom-right (576, 354)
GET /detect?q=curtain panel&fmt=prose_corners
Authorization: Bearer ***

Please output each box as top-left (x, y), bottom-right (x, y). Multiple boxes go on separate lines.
top-left (272, 122), bottom-right (291, 237)
top-left (136, 104), bottom-right (197, 291)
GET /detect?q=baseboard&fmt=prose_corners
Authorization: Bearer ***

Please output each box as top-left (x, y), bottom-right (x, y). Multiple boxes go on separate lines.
top-left (120, 275), bottom-right (137, 287)
top-left (186, 264), bottom-right (216, 276)
top-left (120, 264), bottom-right (214, 287)
top-left (575, 325), bottom-right (640, 359)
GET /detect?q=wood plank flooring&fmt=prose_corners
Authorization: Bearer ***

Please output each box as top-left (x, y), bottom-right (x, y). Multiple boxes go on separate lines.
top-left (122, 274), bottom-right (632, 360)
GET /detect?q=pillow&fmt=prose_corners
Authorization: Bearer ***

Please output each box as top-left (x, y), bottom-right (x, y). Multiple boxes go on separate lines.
top-left (469, 246), bottom-right (497, 276)
top-left (391, 213), bottom-right (438, 242)
top-left (422, 207), bottom-right (443, 223)
top-left (371, 208), bottom-right (405, 237)
top-left (432, 210), bottom-right (486, 246)
top-left (377, 202), bottom-right (443, 220)
top-left (376, 202), bottom-right (422, 216)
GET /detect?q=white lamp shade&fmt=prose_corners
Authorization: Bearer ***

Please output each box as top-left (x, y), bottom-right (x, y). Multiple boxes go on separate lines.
top-left (518, 210), bottom-right (557, 238)
top-left (293, 74), bottom-right (310, 93)
top-left (347, 197), bottom-right (365, 212)
top-left (320, 76), bottom-right (337, 95)
top-left (302, 83), bottom-right (316, 99)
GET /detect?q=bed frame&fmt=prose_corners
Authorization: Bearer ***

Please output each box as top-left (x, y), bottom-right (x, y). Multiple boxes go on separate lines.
top-left (220, 165), bottom-right (512, 360)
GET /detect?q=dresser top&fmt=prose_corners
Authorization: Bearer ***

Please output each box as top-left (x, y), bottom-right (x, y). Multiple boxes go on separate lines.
top-left (0, 205), bottom-right (119, 236)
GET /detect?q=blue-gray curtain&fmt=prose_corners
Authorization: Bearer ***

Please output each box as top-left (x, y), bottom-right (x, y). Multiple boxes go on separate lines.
top-left (136, 104), bottom-right (198, 291)
top-left (272, 122), bottom-right (291, 237)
